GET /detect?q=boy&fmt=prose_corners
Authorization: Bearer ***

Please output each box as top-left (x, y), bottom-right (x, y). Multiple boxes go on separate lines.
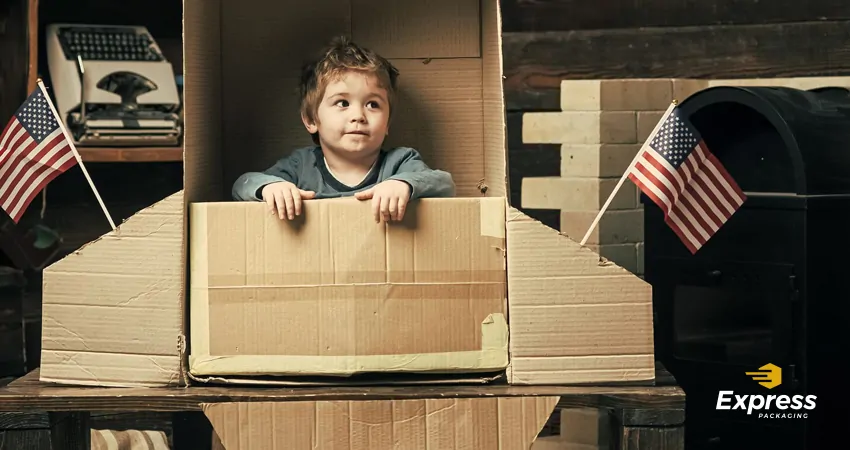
top-left (231, 36), bottom-right (455, 223)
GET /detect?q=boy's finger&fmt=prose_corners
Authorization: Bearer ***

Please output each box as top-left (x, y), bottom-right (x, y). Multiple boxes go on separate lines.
top-left (372, 196), bottom-right (381, 223)
top-left (281, 189), bottom-right (295, 219)
top-left (397, 197), bottom-right (407, 221)
top-left (292, 189), bottom-right (302, 216)
top-left (264, 194), bottom-right (275, 215)
top-left (380, 196), bottom-right (391, 223)
top-left (273, 191), bottom-right (286, 219)
top-left (355, 188), bottom-right (374, 200)
top-left (300, 190), bottom-right (316, 199)
top-left (388, 197), bottom-right (398, 221)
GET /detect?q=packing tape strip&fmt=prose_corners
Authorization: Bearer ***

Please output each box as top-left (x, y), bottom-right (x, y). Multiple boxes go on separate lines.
top-left (188, 313), bottom-right (509, 376)
top-left (479, 197), bottom-right (506, 239)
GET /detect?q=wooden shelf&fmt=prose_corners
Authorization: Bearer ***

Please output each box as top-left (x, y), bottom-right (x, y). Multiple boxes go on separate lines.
top-left (76, 146), bottom-right (183, 163)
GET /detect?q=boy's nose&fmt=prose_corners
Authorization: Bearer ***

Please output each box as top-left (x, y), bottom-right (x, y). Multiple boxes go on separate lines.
top-left (350, 105), bottom-right (367, 122)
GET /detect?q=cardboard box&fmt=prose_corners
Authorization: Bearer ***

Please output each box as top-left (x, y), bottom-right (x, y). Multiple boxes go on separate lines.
top-left (38, 0), bottom-right (655, 388)
top-left (206, 396), bottom-right (561, 450)
top-left (189, 198), bottom-right (509, 378)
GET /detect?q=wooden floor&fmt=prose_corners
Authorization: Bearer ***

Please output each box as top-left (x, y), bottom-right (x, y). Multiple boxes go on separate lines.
top-left (0, 366), bottom-right (685, 450)
top-left (0, 368), bottom-right (682, 412)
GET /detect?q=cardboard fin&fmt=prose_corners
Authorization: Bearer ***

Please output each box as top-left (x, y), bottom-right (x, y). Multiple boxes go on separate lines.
top-left (203, 396), bottom-right (559, 449)
top-left (506, 207), bottom-right (655, 385)
top-left (39, 191), bottom-right (186, 387)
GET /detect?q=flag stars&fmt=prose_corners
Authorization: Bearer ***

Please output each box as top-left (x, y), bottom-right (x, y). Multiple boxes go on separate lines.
top-left (650, 110), bottom-right (701, 169)
top-left (0, 87), bottom-right (78, 223)
top-left (15, 91), bottom-right (59, 143)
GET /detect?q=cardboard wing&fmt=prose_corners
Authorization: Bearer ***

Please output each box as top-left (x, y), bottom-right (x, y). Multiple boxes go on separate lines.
top-left (505, 208), bottom-right (655, 384)
top-left (39, 191), bottom-right (186, 387)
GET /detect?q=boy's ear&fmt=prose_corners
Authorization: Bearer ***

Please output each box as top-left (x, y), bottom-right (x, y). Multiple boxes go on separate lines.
top-left (301, 112), bottom-right (318, 134)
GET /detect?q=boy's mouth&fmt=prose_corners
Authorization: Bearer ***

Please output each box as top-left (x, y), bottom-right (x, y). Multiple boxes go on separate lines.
top-left (346, 131), bottom-right (369, 136)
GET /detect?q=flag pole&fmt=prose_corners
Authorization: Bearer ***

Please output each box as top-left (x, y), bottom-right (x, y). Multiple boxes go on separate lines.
top-left (37, 79), bottom-right (116, 230)
top-left (579, 100), bottom-right (678, 246)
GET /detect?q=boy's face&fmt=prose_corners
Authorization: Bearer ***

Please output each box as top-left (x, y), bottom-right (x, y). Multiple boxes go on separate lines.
top-left (303, 71), bottom-right (390, 159)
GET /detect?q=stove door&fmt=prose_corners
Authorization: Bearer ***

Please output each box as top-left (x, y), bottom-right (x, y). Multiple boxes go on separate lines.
top-left (648, 257), bottom-right (806, 449)
top-left (650, 258), bottom-right (800, 370)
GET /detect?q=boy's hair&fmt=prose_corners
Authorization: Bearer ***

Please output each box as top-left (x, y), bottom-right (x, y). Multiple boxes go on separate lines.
top-left (299, 36), bottom-right (400, 145)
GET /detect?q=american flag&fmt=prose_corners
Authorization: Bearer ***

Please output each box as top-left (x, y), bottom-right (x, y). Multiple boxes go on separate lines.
top-left (0, 86), bottom-right (78, 222)
top-left (628, 105), bottom-right (746, 254)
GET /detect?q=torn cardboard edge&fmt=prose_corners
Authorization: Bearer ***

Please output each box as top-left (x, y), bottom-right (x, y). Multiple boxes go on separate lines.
top-left (202, 396), bottom-right (561, 450)
top-left (188, 313), bottom-right (509, 378)
top-left (187, 348), bottom-right (509, 377)
top-left (187, 371), bottom-right (505, 386)
top-left (505, 206), bottom-right (615, 266)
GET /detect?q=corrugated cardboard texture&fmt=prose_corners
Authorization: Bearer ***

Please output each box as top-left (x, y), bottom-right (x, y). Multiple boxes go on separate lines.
top-left (189, 198), bottom-right (509, 376)
top-left (382, 59), bottom-right (485, 197)
top-left (219, 0), bottom-right (350, 191)
top-left (481, 0), bottom-right (508, 198)
top-left (184, 0), bottom-right (222, 204)
top-left (204, 396), bottom-right (558, 450)
top-left (213, 0), bottom-right (504, 200)
top-left (506, 208), bottom-right (655, 385)
top-left (351, 0), bottom-right (480, 58)
top-left (39, 192), bottom-right (185, 387)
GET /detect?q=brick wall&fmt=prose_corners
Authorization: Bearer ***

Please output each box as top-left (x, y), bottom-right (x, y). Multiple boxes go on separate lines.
top-left (520, 76), bottom-right (850, 275)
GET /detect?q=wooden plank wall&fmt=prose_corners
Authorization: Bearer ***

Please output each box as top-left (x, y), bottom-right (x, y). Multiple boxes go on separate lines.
top-left (3, 3), bottom-right (850, 244)
top-left (0, 0), bottom-right (32, 129)
top-left (503, 0), bottom-right (850, 230)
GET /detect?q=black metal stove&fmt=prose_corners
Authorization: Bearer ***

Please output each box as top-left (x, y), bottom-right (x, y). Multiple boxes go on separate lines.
top-left (644, 86), bottom-right (850, 450)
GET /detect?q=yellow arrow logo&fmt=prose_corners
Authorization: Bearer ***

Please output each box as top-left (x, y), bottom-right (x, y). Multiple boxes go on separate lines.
top-left (745, 363), bottom-right (781, 389)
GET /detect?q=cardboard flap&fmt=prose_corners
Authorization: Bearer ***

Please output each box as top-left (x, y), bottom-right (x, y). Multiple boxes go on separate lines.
top-left (39, 191), bottom-right (185, 387)
top-left (189, 198), bottom-right (509, 379)
top-left (505, 207), bottom-right (655, 385)
top-left (203, 396), bottom-right (558, 449)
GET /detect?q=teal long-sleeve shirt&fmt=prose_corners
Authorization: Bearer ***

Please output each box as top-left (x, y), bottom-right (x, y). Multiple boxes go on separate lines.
top-left (231, 146), bottom-right (456, 201)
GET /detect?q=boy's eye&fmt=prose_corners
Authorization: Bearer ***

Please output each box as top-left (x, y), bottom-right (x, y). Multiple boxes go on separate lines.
top-left (334, 99), bottom-right (349, 107)
top-left (367, 101), bottom-right (380, 108)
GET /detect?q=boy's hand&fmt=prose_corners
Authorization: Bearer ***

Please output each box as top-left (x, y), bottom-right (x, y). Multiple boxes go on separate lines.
top-left (355, 180), bottom-right (411, 223)
top-left (261, 181), bottom-right (315, 220)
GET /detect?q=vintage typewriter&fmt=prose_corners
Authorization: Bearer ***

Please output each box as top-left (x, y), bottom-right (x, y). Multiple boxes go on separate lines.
top-left (45, 24), bottom-right (182, 146)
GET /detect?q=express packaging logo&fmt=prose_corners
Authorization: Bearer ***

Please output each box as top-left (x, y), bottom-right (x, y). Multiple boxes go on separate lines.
top-left (715, 363), bottom-right (817, 419)
top-left (746, 362), bottom-right (782, 389)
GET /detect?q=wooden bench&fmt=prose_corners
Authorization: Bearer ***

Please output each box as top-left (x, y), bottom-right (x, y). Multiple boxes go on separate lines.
top-left (0, 365), bottom-right (685, 450)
